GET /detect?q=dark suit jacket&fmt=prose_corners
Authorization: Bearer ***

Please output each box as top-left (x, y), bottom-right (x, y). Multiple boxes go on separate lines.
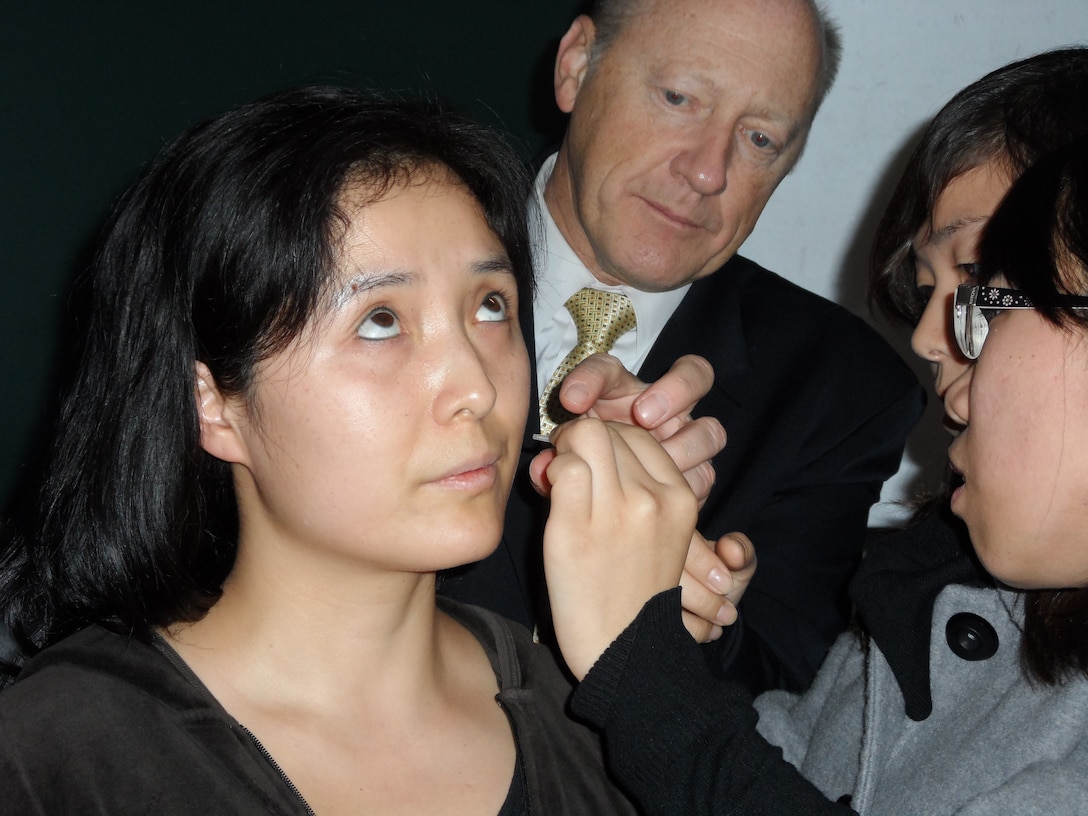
top-left (440, 253), bottom-right (924, 694)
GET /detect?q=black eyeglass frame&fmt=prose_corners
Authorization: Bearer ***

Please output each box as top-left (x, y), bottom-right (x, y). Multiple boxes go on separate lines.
top-left (953, 283), bottom-right (1088, 359)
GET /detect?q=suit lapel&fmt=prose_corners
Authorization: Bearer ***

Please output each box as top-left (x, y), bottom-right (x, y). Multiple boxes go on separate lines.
top-left (638, 257), bottom-right (752, 400)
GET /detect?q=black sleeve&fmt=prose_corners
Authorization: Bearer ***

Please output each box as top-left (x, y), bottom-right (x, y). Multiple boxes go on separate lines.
top-left (571, 589), bottom-right (857, 816)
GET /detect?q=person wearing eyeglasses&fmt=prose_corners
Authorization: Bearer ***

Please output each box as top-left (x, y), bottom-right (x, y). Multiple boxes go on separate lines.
top-left (953, 283), bottom-right (1088, 360)
top-left (540, 51), bottom-right (1088, 815)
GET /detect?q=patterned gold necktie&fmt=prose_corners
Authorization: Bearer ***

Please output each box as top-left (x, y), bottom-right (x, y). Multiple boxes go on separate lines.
top-left (539, 288), bottom-right (637, 434)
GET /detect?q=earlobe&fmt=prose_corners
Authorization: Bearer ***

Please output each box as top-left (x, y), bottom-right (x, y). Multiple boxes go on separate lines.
top-left (195, 361), bottom-right (249, 465)
top-left (554, 15), bottom-right (595, 114)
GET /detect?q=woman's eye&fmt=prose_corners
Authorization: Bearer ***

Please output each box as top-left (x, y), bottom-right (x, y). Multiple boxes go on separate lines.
top-left (357, 308), bottom-right (401, 340)
top-left (958, 262), bottom-right (981, 279)
top-left (476, 292), bottom-right (509, 323)
top-left (663, 89), bottom-right (687, 106)
top-left (916, 284), bottom-right (935, 305)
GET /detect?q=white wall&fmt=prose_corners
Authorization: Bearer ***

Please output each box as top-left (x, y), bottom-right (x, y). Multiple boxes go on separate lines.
top-left (741, 1), bottom-right (1088, 526)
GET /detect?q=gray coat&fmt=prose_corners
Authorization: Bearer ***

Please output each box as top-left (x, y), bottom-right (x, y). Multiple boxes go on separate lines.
top-left (756, 518), bottom-right (1088, 815)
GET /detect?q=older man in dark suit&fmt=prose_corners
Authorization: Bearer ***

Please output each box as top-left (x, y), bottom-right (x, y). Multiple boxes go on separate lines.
top-left (441, 0), bottom-right (923, 694)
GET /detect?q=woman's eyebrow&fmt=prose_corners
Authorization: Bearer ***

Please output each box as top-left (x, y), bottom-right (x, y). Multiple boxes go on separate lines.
top-left (472, 254), bottom-right (516, 277)
top-left (914, 214), bottom-right (989, 251)
top-left (333, 270), bottom-right (416, 309)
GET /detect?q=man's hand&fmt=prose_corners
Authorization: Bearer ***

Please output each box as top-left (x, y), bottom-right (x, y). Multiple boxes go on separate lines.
top-left (679, 532), bottom-right (756, 642)
top-left (529, 353), bottom-right (724, 504)
top-left (543, 419), bottom-right (698, 680)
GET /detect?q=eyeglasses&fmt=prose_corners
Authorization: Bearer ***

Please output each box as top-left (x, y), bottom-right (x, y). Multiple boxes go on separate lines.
top-left (953, 283), bottom-right (1088, 359)
top-left (953, 285), bottom-right (1033, 360)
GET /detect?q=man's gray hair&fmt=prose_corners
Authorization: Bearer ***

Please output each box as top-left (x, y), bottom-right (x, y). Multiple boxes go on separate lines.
top-left (588, 0), bottom-right (842, 117)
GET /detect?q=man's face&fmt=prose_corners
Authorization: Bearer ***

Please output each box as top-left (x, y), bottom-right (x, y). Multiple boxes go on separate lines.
top-left (546, 0), bottom-right (822, 291)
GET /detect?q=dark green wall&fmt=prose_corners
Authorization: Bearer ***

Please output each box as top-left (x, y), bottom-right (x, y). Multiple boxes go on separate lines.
top-left (1, 1), bottom-right (583, 512)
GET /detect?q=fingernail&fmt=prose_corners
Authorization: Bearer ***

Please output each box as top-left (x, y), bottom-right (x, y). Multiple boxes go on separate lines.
top-left (636, 392), bottom-right (668, 426)
top-left (715, 603), bottom-right (735, 626)
top-left (563, 381), bottom-right (588, 408)
top-left (708, 568), bottom-right (732, 591)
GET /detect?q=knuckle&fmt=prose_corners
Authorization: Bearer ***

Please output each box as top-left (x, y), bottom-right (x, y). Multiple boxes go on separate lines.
top-left (584, 352), bottom-right (622, 381)
top-left (665, 482), bottom-right (699, 523)
top-left (703, 416), bottom-right (727, 449)
top-left (690, 462), bottom-right (716, 493)
top-left (683, 588), bottom-right (724, 622)
top-left (564, 415), bottom-right (606, 441)
top-left (677, 354), bottom-right (715, 393)
top-left (689, 416), bottom-right (725, 453)
top-left (686, 354), bottom-right (716, 384)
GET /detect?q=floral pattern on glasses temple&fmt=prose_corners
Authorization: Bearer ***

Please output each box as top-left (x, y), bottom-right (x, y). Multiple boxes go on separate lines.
top-left (954, 284), bottom-right (1088, 360)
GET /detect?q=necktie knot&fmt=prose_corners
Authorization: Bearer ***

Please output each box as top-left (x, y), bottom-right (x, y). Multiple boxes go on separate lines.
top-left (539, 288), bottom-right (636, 434)
top-left (566, 288), bottom-right (638, 352)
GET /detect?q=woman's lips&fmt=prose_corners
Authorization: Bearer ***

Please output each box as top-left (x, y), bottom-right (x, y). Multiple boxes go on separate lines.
top-left (947, 454), bottom-right (966, 509)
top-left (430, 455), bottom-right (500, 490)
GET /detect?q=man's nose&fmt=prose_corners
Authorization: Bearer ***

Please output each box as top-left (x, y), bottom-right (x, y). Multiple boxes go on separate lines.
top-left (671, 132), bottom-right (731, 196)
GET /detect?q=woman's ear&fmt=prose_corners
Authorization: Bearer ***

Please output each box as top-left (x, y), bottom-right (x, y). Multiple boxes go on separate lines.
top-left (554, 15), bottom-right (596, 114)
top-left (195, 361), bottom-right (249, 465)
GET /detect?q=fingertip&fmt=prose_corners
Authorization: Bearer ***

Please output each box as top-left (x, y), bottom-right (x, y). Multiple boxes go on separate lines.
top-left (633, 390), bottom-right (669, 428)
top-left (560, 353), bottom-right (622, 414)
top-left (681, 353), bottom-right (716, 389)
top-left (736, 533), bottom-right (756, 567)
top-left (718, 532), bottom-right (753, 567)
top-left (687, 461), bottom-right (716, 504)
top-left (528, 449), bottom-right (557, 496)
top-left (560, 379), bottom-right (590, 413)
top-left (707, 567), bottom-right (734, 593)
top-left (707, 416), bottom-right (727, 451)
top-left (714, 601), bottom-right (738, 627)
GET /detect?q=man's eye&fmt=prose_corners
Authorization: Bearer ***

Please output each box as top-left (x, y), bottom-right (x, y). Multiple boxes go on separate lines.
top-left (748, 130), bottom-right (773, 149)
top-left (476, 292), bottom-right (509, 323)
top-left (357, 308), bottom-right (401, 339)
top-left (663, 89), bottom-right (687, 106)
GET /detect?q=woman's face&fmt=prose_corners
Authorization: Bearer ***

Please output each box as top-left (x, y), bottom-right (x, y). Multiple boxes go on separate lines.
top-left (910, 161), bottom-right (1013, 417)
top-left (215, 175), bottom-right (530, 574)
top-left (946, 276), bottom-right (1088, 589)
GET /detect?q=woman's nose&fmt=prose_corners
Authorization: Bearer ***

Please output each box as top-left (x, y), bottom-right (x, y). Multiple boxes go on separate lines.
top-left (911, 290), bottom-right (956, 363)
top-left (433, 332), bottom-right (498, 422)
top-left (943, 364), bottom-right (973, 427)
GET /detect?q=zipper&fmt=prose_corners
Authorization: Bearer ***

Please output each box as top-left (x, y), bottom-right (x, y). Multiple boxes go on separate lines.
top-left (151, 632), bottom-right (315, 815)
top-left (240, 724), bottom-right (316, 816)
